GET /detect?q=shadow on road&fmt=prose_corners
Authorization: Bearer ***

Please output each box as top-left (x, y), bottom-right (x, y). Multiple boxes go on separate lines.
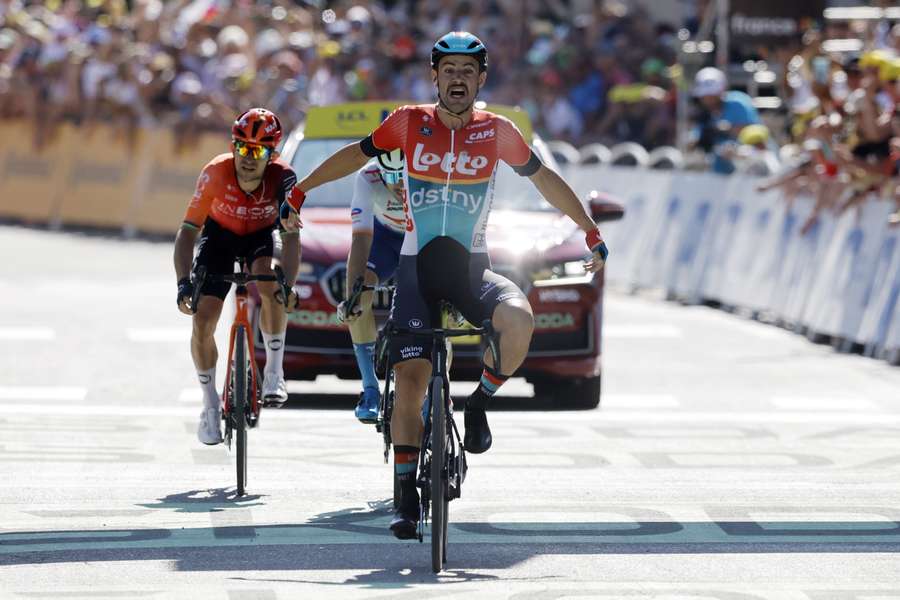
top-left (137, 487), bottom-right (266, 513)
top-left (4, 516), bottom-right (900, 573)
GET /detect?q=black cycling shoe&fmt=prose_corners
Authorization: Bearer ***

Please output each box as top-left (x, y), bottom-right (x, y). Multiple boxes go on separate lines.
top-left (389, 506), bottom-right (419, 540)
top-left (464, 405), bottom-right (492, 454)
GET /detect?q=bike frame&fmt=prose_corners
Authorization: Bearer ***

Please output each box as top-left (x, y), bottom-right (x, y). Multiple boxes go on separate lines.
top-left (222, 282), bottom-right (260, 418)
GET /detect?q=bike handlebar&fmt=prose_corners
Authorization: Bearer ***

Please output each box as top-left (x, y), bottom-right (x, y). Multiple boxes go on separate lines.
top-left (189, 264), bottom-right (291, 314)
top-left (344, 276), bottom-right (395, 317)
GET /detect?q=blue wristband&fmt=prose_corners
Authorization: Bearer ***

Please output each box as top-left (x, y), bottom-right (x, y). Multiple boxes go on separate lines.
top-left (592, 241), bottom-right (609, 261)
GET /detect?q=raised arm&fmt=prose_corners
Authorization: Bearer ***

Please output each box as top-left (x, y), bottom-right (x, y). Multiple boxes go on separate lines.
top-left (528, 164), bottom-right (596, 234)
top-left (297, 141), bottom-right (371, 193)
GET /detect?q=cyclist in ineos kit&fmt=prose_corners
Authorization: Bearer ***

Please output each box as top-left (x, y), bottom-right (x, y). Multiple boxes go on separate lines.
top-left (337, 149), bottom-right (408, 423)
top-left (175, 108), bottom-right (302, 445)
top-left (279, 32), bottom-right (609, 538)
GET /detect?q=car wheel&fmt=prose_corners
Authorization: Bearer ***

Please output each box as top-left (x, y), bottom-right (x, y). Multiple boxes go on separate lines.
top-left (533, 375), bottom-right (601, 410)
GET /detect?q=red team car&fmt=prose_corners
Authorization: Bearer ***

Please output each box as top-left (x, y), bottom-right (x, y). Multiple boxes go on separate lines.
top-left (255, 102), bottom-right (622, 408)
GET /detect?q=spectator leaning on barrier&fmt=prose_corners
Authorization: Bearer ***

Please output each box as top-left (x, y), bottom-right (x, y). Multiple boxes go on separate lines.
top-left (734, 124), bottom-right (780, 177)
top-left (690, 66), bottom-right (761, 175)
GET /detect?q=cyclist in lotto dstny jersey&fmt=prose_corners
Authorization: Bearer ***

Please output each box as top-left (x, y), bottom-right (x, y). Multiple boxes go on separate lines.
top-left (174, 108), bottom-right (302, 445)
top-left (280, 32), bottom-right (609, 539)
top-left (336, 150), bottom-right (408, 423)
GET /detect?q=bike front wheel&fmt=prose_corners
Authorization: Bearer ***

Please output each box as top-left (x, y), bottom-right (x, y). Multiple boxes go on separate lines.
top-left (234, 325), bottom-right (249, 496)
top-left (429, 376), bottom-right (449, 572)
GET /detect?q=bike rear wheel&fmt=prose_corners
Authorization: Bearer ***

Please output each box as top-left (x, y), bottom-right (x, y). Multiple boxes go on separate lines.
top-left (430, 377), bottom-right (448, 572)
top-left (234, 326), bottom-right (249, 496)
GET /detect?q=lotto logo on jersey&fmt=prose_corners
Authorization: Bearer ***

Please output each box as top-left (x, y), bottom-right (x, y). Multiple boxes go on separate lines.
top-left (411, 143), bottom-right (489, 177)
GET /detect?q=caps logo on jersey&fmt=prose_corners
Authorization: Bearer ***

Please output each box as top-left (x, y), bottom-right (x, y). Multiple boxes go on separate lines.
top-left (420, 126), bottom-right (433, 136)
top-left (411, 142), bottom-right (488, 176)
top-left (466, 129), bottom-right (494, 143)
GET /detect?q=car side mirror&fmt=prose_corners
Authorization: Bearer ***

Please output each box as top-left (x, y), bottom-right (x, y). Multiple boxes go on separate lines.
top-left (586, 190), bottom-right (625, 222)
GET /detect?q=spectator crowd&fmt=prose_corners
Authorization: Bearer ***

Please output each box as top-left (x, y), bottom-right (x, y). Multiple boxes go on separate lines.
top-left (749, 19), bottom-right (900, 228)
top-left (0, 0), bottom-right (681, 152)
top-left (0, 0), bottom-right (897, 227)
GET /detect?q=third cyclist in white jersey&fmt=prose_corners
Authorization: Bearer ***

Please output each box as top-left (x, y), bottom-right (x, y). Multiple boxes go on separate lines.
top-left (338, 150), bottom-right (407, 422)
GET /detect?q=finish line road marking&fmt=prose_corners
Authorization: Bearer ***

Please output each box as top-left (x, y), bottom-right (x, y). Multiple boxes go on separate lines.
top-left (2, 519), bottom-right (899, 554)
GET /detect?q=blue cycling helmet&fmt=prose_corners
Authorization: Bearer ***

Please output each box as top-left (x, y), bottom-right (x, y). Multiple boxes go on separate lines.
top-left (430, 31), bottom-right (488, 72)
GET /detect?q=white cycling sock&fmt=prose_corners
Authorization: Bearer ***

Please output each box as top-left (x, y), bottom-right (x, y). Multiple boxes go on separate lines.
top-left (262, 329), bottom-right (286, 377)
top-left (197, 367), bottom-right (218, 409)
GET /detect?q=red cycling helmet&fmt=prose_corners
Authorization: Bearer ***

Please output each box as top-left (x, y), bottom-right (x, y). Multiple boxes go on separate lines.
top-left (232, 107), bottom-right (283, 148)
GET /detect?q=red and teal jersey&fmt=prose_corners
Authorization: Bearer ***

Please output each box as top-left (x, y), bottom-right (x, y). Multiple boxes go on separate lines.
top-left (369, 104), bottom-right (533, 255)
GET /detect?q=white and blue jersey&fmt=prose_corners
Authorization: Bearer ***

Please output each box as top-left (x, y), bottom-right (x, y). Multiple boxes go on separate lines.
top-left (350, 164), bottom-right (406, 282)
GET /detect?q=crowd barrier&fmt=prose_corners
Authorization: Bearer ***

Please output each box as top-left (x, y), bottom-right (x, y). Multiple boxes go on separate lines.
top-left (0, 121), bottom-right (220, 235)
top-left (2, 121), bottom-right (897, 365)
top-left (565, 164), bottom-right (900, 366)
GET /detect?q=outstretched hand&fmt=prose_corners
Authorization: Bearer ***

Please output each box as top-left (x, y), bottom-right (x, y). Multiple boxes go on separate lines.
top-left (583, 241), bottom-right (608, 273)
top-left (280, 210), bottom-right (303, 232)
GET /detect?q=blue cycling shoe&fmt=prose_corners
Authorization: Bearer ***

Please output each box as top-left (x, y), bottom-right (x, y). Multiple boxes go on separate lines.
top-left (354, 386), bottom-right (380, 424)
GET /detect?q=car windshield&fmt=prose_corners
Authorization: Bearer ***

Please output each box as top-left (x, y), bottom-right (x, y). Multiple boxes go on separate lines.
top-left (291, 138), bottom-right (554, 212)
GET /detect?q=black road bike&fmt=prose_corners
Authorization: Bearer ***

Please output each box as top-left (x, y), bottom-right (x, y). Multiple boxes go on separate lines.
top-left (345, 276), bottom-right (500, 571)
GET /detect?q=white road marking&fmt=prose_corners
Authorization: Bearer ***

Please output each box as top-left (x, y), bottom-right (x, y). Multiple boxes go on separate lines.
top-left (126, 328), bottom-right (190, 342)
top-left (0, 326), bottom-right (55, 340)
top-left (771, 396), bottom-right (877, 411)
top-left (0, 386), bottom-right (86, 401)
top-left (7, 403), bottom-right (900, 425)
top-left (287, 377), bottom-right (359, 394)
top-left (604, 324), bottom-right (683, 338)
top-left (603, 394), bottom-right (680, 409)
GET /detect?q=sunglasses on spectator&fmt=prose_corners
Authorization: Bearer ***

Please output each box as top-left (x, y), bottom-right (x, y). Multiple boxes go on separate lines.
top-left (234, 140), bottom-right (272, 160)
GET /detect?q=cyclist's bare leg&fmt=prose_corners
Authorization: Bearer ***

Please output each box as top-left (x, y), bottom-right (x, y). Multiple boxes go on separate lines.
top-left (391, 358), bottom-right (430, 531)
top-left (349, 269), bottom-right (382, 421)
top-left (485, 297), bottom-right (534, 376)
top-left (464, 297), bottom-right (534, 454)
top-left (193, 295), bottom-right (224, 442)
top-left (392, 359), bottom-right (431, 446)
top-left (191, 296), bottom-right (224, 370)
top-left (348, 268), bottom-right (379, 344)
top-left (252, 256), bottom-right (288, 399)
top-left (251, 256), bottom-right (284, 336)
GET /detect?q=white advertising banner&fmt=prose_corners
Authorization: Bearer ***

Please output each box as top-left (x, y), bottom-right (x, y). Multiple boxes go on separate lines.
top-left (564, 163), bottom-right (900, 365)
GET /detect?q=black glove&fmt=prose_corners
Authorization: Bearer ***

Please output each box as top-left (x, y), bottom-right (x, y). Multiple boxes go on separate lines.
top-left (177, 276), bottom-right (194, 308)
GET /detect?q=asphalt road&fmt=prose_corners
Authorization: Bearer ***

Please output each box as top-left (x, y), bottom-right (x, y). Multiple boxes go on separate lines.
top-left (1, 225), bottom-right (900, 599)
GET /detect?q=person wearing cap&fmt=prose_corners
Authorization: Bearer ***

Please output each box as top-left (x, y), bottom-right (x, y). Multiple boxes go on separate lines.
top-left (591, 57), bottom-right (673, 147)
top-left (691, 66), bottom-right (761, 174)
top-left (735, 124), bottom-right (780, 176)
top-left (336, 149), bottom-right (408, 424)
